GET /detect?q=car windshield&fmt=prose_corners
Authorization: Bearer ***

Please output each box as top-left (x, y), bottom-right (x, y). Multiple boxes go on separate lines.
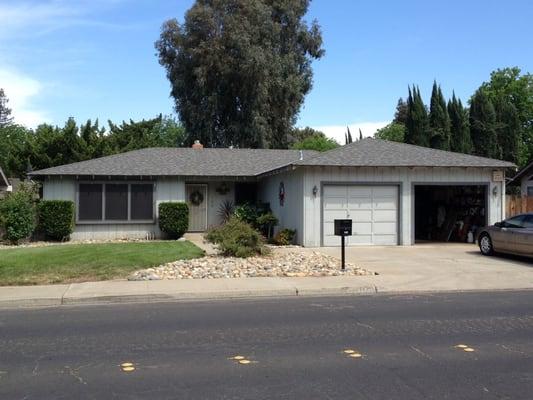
top-left (504, 215), bottom-right (526, 228)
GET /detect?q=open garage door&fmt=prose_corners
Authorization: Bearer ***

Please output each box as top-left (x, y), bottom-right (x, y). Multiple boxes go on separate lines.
top-left (414, 185), bottom-right (487, 243)
top-left (323, 185), bottom-right (399, 246)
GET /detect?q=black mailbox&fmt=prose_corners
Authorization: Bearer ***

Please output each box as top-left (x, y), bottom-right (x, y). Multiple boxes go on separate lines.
top-left (334, 219), bottom-right (352, 236)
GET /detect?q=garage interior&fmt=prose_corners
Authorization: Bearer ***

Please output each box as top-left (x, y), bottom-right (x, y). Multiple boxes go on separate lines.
top-left (414, 185), bottom-right (487, 243)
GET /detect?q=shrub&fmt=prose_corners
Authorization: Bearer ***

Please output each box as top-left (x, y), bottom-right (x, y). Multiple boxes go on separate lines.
top-left (159, 202), bottom-right (188, 238)
top-left (205, 216), bottom-right (268, 258)
top-left (38, 200), bottom-right (75, 241)
top-left (159, 202), bottom-right (189, 239)
top-left (273, 228), bottom-right (296, 246)
top-left (256, 212), bottom-right (278, 238)
top-left (0, 183), bottom-right (37, 244)
top-left (233, 203), bottom-right (259, 226)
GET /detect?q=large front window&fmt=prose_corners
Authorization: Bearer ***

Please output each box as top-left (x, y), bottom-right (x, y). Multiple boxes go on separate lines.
top-left (78, 182), bottom-right (154, 222)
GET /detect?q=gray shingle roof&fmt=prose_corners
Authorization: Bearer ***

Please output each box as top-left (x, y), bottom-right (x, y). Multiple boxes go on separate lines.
top-left (508, 159), bottom-right (533, 185)
top-left (296, 138), bottom-right (516, 168)
top-left (29, 148), bottom-right (318, 177)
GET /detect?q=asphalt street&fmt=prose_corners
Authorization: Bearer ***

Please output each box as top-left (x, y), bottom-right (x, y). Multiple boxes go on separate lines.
top-left (1, 291), bottom-right (533, 399)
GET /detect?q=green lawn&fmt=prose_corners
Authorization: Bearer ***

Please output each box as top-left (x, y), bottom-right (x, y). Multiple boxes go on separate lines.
top-left (0, 241), bottom-right (204, 286)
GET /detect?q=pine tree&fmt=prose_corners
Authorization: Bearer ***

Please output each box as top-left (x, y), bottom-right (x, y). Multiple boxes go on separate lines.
top-left (469, 89), bottom-right (498, 158)
top-left (428, 82), bottom-right (451, 150)
top-left (359, 129), bottom-right (363, 140)
top-left (0, 88), bottom-right (14, 127)
top-left (447, 93), bottom-right (472, 154)
top-left (494, 97), bottom-right (521, 164)
top-left (345, 127), bottom-right (353, 144)
top-left (405, 86), bottom-right (430, 147)
top-left (393, 98), bottom-right (408, 125)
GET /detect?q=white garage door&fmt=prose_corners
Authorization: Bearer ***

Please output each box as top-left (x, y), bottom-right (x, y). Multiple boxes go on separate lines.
top-left (323, 185), bottom-right (398, 246)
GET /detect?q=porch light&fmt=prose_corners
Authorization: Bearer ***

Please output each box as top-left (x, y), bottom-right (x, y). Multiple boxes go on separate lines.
top-left (312, 185), bottom-right (318, 197)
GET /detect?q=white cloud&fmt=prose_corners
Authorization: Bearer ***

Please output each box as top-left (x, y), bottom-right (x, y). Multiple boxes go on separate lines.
top-left (0, 67), bottom-right (50, 128)
top-left (310, 121), bottom-right (390, 144)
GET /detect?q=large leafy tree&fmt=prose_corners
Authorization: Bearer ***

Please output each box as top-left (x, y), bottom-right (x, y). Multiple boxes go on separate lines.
top-left (290, 133), bottom-right (338, 152)
top-left (469, 89), bottom-right (499, 158)
top-left (447, 93), bottom-right (472, 154)
top-left (428, 82), bottom-right (450, 150)
top-left (393, 98), bottom-right (408, 125)
top-left (0, 88), bottom-right (14, 127)
top-left (405, 86), bottom-right (430, 147)
top-left (155, 0), bottom-right (324, 149)
top-left (478, 67), bottom-right (533, 165)
top-left (494, 97), bottom-right (521, 164)
top-left (287, 126), bottom-right (325, 147)
top-left (374, 123), bottom-right (405, 142)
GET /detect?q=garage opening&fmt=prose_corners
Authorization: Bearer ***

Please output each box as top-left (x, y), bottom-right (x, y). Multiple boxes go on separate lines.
top-left (414, 185), bottom-right (487, 243)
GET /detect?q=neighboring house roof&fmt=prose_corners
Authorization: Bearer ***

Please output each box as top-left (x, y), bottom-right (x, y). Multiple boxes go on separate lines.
top-left (295, 138), bottom-right (516, 168)
top-left (0, 166), bottom-right (10, 188)
top-left (508, 160), bottom-right (533, 186)
top-left (29, 148), bottom-right (318, 177)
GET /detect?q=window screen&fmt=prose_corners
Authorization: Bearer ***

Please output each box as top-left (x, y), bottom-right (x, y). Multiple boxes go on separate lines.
top-left (79, 184), bottom-right (103, 220)
top-left (131, 184), bottom-right (153, 220)
top-left (105, 184), bottom-right (128, 220)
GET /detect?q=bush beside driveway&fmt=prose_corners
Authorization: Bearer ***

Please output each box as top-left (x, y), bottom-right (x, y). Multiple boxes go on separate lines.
top-left (0, 241), bottom-right (204, 286)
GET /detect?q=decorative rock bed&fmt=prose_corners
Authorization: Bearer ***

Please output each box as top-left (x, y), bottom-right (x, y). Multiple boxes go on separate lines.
top-left (128, 250), bottom-right (374, 280)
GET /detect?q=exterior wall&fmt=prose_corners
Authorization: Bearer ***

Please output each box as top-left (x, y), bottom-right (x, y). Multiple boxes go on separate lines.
top-left (42, 177), bottom-right (186, 240)
top-left (302, 166), bottom-right (506, 247)
top-left (258, 169), bottom-right (304, 245)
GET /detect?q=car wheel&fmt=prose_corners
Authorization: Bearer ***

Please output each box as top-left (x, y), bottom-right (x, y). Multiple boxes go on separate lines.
top-left (479, 233), bottom-right (494, 256)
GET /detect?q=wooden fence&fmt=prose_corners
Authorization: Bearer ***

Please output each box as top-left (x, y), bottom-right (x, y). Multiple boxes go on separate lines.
top-left (506, 195), bottom-right (533, 218)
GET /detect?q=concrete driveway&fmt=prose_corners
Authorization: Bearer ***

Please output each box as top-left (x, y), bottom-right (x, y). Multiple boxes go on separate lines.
top-left (317, 243), bottom-right (533, 292)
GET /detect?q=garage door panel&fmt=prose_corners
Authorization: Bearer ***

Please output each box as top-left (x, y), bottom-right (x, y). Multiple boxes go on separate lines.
top-left (348, 187), bottom-right (372, 197)
top-left (324, 210), bottom-right (347, 222)
top-left (373, 198), bottom-right (397, 209)
top-left (373, 222), bottom-right (397, 235)
top-left (352, 222), bottom-right (372, 235)
top-left (372, 187), bottom-right (397, 197)
top-left (350, 210), bottom-right (372, 222)
top-left (373, 209), bottom-right (396, 222)
top-left (324, 197), bottom-right (347, 210)
top-left (323, 185), bottom-right (398, 246)
top-left (348, 199), bottom-right (372, 209)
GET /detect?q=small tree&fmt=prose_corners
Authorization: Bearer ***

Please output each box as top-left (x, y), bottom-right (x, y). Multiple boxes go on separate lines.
top-left (0, 182), bottom-right (37, 244)
top-left (374, 123), bottom-right (405, 142)
top-left (0, 88), bottom-right (14, 127)
top-left (291, 134), bottom-right (339, 152)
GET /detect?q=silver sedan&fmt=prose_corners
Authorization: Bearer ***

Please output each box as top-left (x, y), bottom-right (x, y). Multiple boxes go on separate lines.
top-left (478, 213), bottom-right (533, 257)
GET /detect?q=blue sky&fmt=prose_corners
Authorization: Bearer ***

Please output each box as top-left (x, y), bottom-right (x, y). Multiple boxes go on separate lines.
top-left (1, 0), bottom-right (532, 142)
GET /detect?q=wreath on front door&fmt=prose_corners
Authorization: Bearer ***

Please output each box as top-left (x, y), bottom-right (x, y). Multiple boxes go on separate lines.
top-left (189, 190), bottom-right (204, 206)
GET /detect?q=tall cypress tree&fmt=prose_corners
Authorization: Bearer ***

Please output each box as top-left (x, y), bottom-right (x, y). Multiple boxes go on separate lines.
top-left (469, 89), bottom-right (498, 158)
top-left (447, 93), bottom-right (472, 154)
top-left (494, 97), bottom-right (521, 164)
top-left (393, 98), bottom-right (408, 125)
top-left (405, 86), bottom-right (430, 147)
top-left (429, 82), bottom-right (451, 150)
top-left (0, 88), bottom-right (14, 127)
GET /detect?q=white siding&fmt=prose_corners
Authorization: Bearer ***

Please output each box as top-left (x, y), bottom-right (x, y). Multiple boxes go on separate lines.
top-left (42, 177), bottom-right (185, 240)
top-left (302, 166), bottom-right (506, 247)
top-left (258, 169), bottom-right (304, 245)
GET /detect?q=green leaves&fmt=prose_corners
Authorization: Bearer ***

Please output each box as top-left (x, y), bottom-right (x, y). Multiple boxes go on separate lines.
top-left (156, 0), bottom-right (324, 149)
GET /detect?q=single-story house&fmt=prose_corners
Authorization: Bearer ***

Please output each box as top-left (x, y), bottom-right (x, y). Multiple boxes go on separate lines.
top-left (29, 138), bottom-right (515, 246)
top-left (0, 166), bottom-right (12, 198)
top-left (508, 160), bottom-right (533, 196)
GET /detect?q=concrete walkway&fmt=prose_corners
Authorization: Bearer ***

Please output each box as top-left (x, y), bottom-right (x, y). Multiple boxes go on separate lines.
top-left (1, 243), bottom-right (533, 309)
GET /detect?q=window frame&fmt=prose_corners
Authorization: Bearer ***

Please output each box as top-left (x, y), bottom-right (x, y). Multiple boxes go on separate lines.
top-left (76, 181), bottom-right (155, 224)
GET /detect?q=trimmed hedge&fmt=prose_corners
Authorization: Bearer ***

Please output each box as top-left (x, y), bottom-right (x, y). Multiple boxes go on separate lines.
top-left (0, 186), bottom-right (36, 244)
top-left (205, 216), bottom-right (268, 258)
top-left (38, 200), bottom-right (75, 241)
top-left (159, 202), bottom-right (189, 239)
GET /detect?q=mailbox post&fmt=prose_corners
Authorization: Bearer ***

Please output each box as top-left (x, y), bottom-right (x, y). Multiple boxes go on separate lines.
top-left (334, 219), bottom-right (352, 270)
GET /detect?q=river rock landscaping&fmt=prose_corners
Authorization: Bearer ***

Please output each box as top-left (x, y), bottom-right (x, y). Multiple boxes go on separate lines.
top-left (128, 249), bottom-right (374, 280)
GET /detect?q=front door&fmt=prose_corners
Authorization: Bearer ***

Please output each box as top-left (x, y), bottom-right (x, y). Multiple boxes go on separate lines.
top-left (186, 184), bottom-right (207, 231)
